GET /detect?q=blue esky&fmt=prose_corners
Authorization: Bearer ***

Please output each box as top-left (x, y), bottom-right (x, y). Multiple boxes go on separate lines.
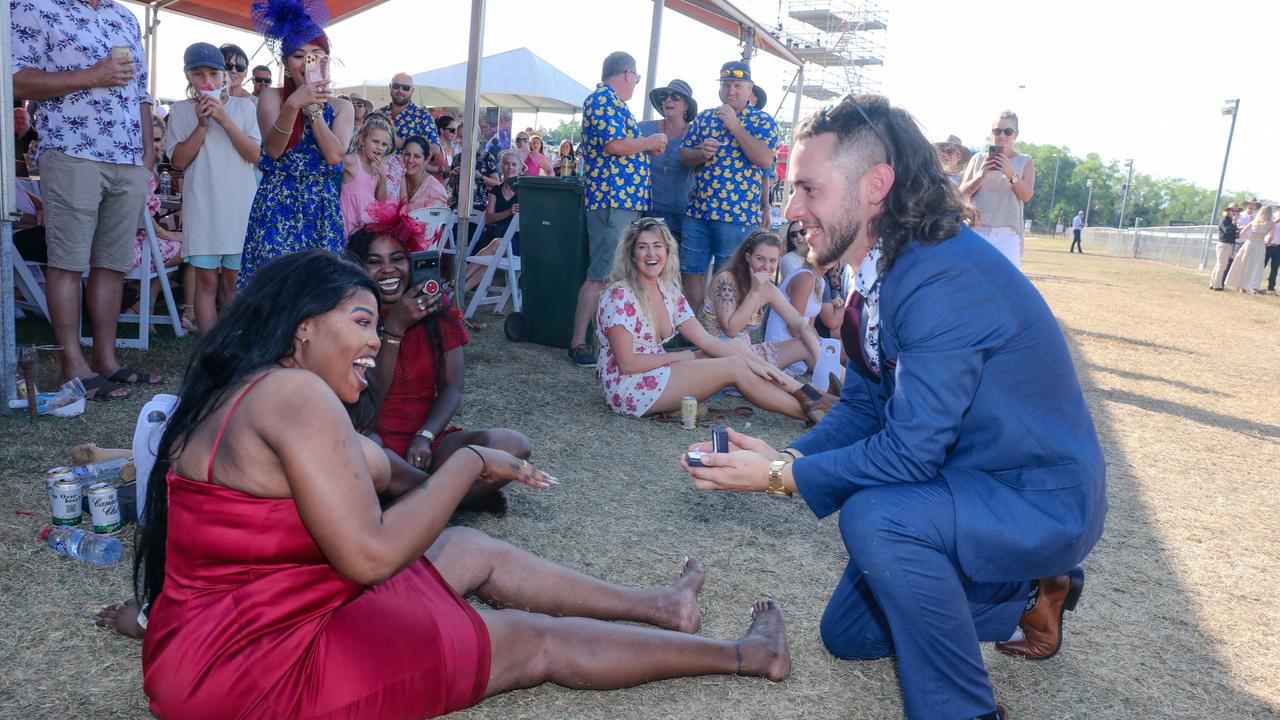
top-left (129, 0), bottom-right (1277, 200)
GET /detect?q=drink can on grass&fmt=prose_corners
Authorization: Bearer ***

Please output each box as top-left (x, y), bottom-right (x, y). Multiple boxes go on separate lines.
top-left (86, 483), bottom-right (122, 534)
top-left (45, 466), bottom-right (75, 489)
top-left (681, 396), bottom-right (697, 430)
top-left (49, 476), bottom-right (82, 526)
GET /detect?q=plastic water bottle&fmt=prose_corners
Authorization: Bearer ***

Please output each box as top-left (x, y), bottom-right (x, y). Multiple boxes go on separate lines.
top-left (40, 526), bottom-right (123, 566)
top-left (69, 456), bottom-right (129, 487)
top-left (158, 171), bottom-right (172, 196)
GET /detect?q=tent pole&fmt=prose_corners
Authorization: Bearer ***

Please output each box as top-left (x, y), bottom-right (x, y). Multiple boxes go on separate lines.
top-left (145, 5), bottom-right (160, 99)
top-left (2, 0), bottom-right (17, 412)
top-left (784, 64), bottom-right (803, 202)
top-left (642, 0), bottom-right (664, 121)
top-left (453, 0), bottom-right (486, 305)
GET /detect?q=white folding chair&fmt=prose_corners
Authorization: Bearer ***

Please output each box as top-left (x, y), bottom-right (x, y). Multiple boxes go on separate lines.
top-left (406, 206), bottom-right (454, 252)
top-left (464, 214), bottom-right (521, 319)
top-left (80, 207), bottom-right (185, 351)
top-left (10, 238), bottom-right (49, 321)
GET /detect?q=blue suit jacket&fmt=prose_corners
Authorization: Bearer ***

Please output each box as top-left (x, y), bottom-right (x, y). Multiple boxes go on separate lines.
top-left (791, 227), bottom-right (1106, 583)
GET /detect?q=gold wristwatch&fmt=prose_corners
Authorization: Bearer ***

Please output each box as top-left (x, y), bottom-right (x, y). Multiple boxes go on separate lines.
top-left (416, 429), bottom-right (436, 443)
top-left (766, 459), bottom-right (793, 498)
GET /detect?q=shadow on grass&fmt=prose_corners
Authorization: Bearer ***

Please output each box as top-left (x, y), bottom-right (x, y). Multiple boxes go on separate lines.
top-left (1024, 273), bottom-right (1120, 289)
top-left (1012, 332), bottom-right (1280, 717)
top-left (1083, 364), bottom-right (1231, 398)
top-left (1091, 386), bottom-right (1280, 444)
top-left (1061, 325), bottom-right (1200, 356)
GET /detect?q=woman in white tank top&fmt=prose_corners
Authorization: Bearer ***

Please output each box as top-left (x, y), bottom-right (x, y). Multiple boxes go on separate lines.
top-left (959, 110), bottom-right (1035, 269)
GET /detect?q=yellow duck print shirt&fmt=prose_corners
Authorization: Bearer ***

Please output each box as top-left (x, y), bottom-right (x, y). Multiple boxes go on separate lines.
top-left (582, 84), bottom-right (652, 212)
top-left (683, 106), bottom-right (778, 225)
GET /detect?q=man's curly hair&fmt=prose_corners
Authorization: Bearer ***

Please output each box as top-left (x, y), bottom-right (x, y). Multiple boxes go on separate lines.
top-left (793, 94), bottom-right (974, 274)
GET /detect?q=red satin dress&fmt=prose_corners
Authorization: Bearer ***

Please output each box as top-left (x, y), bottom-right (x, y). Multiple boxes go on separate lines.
top-left (376, 304), bottom-right (469, 457)
top-left (141, 376), bottom-right (491, 719)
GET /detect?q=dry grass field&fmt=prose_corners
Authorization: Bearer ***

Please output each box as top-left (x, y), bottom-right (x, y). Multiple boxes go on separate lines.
top-left (1, 234), bottom-right (1277, 719)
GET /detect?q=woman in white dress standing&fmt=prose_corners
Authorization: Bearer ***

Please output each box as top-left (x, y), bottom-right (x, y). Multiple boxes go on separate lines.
top-left (1225, 204), bottom-right (1273, 293)
top-left (959, 111), bottom-right (1035, 269)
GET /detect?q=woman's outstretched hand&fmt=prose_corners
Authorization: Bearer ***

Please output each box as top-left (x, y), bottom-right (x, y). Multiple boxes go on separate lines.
top-left (471, 446), bottom-right (558, 489)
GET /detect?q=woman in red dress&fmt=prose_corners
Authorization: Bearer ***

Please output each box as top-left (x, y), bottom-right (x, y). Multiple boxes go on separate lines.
top-left (346, 216), bottom-right (530, 514)
top-left (137, 249), bottom-right (791, 719)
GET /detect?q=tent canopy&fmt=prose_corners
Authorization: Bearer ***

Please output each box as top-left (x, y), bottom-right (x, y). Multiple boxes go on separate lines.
top-left (132, 0), bottom-right (388, 31)
top-left (336, 47), bottom-right (591, 113)
top-left (664, 0), bottom-right (803, 67)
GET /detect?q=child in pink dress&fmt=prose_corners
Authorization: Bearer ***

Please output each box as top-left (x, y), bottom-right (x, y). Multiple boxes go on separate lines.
top-left (341, 115), bottom-right (393, 237)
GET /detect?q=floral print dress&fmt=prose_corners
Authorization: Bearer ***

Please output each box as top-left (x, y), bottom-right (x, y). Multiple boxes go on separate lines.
top-left (237, 103), bottom-right (344, 289)
top-left (596, 280), bottom-right (694, 417)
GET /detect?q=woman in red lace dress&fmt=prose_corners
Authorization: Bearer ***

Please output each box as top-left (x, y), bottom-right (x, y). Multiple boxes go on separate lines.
top-left (137, 249), bottom-right (791, 719)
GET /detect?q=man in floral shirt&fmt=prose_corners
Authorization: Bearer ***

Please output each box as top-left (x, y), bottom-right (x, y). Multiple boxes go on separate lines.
top-left (12, 0), bottom-right (159, 399)
top-left (567, 51), bottom-right (667, 367)
top-left (678, 60), bottom-right (778, 320)
top-left (379, 72), bottom-right (439, 150)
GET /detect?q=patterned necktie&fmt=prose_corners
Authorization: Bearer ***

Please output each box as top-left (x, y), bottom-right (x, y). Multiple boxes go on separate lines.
top-left (841, 290), bottom-right (879, 382)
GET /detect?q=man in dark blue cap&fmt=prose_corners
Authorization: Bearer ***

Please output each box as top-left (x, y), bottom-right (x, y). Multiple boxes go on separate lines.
top-left (678, 60), bottom-right (779, 316)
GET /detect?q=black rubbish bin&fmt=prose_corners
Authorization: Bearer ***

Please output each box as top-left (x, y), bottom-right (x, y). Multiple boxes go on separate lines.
top-left (507, 176), bottom-right (588, 348)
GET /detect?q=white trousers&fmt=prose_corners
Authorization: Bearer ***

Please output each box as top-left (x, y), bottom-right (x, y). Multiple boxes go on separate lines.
top-left (974, 226), bottom-right (1022, 269)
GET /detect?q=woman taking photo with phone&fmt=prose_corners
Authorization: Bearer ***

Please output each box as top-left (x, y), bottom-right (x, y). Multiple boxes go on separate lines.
top-left (959, 111), bottom-right (1035, 269)
top-left (238, 6), bottom-right (353, 288)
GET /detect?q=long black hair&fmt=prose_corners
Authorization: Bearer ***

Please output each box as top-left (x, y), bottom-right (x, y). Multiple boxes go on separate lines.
top-left (344, 228), bottom-right (450, 394)
top-left (793, 94), bottom-right (974, 274)
top-left (134, 250), bottom-right (379, 608)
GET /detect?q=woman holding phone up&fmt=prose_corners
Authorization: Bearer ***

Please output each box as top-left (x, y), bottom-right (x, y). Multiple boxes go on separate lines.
top-left (959, 111), bottom-right (1034, 269)
top-left (238, 8), bottom-right (353, 288)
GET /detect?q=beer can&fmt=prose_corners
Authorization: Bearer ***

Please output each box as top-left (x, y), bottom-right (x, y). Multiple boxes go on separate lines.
top-left (111, 46), bottom-right (132, 61)
top-left (86, 483), bottom-right (122, 534)
top-left (49, 477), bottom-right (83, 526)
top-left (46, 466), bottom-right (76, 489)
top-left (681, 396), bottom-right (697, 430)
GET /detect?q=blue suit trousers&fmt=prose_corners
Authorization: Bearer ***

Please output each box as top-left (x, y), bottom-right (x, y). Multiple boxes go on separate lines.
top-left (820, 481), bottom-right (1031, 720)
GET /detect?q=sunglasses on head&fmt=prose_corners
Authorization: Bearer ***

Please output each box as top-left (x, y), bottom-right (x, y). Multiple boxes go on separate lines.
top-left (720, 68), bottom-right (748, 79)
top-left (224, 62), bottom-right (247, 73)
top-left (991, 127), bottom-right (1016, 136)
top-left (252, 77), bottom-right (271, 84)
top-left (825, 94), bottom-right (894, 168)
top-left (631, 217), bottom-right (668, 229)
top-left (390, 82), bottom-right (412, 91)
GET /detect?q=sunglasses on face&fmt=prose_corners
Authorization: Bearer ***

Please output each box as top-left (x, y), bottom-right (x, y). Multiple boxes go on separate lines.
top-left (655, 91), bottom-right (683, 103)
top-left (720, 68), bottom-right (748, 79)
top-left (444, 126), bottom-right (458, 133)
top-left (991, 127), bottom-right (1016, 136)
top-left (787, 231), bottom-right (805, 240)
top-left (516, 137), bottom-right (529, 144)
top-left (224, 62), bottom-right (247, 73)
top-left (252, 77), bottom-right (271, 84)
top-left (390, 83), bottom-right (412, 91)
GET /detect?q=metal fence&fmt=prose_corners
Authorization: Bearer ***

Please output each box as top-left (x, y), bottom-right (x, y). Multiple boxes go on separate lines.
top-left (1081, 225), bottom-right (1219, 269)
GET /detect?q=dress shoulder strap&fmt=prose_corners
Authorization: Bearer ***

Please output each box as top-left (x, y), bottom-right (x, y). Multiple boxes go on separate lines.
top-left (206, 373), bottom-right (273, 484)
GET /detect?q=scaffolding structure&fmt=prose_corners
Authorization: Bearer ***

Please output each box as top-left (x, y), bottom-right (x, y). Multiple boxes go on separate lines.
top-left (777, 0), bottom-right (886, 113)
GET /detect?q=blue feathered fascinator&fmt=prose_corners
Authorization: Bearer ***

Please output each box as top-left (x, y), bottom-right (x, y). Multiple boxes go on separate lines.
top-left (251, 0), bottom-right (331, 56)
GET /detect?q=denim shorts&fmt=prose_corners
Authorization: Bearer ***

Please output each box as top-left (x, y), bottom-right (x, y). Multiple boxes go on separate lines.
top-left (188, 253), bottom-right (242, 271)
top-left (679, 215), bottom-right (753, 275)
top-left (652, 210), bottom-right (685, 241)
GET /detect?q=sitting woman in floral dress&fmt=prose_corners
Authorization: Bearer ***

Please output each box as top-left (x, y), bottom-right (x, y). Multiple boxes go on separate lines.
top-left (595, 218), bottom-right (832, 423)
top-left (702, 229), bottom-right (820, 371)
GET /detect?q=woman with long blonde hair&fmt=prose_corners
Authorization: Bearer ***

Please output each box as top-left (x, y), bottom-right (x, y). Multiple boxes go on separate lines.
top-left (340, 113), bottom-right (393, 236)
top-left (595, 218), bottom-right (832, 422)
top-left (1225, 204), bottom-right (1273, 292)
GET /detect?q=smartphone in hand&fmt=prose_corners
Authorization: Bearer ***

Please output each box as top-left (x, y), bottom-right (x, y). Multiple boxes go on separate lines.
top-left (409, 250), bottom-right (443, 300)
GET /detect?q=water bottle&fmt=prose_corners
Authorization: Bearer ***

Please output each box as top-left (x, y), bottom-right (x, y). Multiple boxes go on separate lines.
top-left (69, 456), bottom-right (129, 488)
top-left (40, 526), bottom-right (123, 566)
top-left (159, 170), bottom-right (172, 196)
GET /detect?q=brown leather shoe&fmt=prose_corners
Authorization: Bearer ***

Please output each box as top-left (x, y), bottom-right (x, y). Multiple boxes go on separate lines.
top-left (996, 566), bottom-right (1084, 660)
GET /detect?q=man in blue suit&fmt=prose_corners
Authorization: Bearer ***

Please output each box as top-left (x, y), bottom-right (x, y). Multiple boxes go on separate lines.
top-left (683, 94), bottom-right (1106, 720)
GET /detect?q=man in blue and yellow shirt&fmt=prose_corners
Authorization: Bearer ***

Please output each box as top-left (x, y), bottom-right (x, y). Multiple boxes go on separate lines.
top-left (379, 72), bottom-right (440, 150)
top-left (678, 60), bottom-right (779, 317)
top-left (567, 51), bottom-right (668, 367)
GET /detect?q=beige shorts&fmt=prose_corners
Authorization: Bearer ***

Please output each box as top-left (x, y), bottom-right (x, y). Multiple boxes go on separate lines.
top-left (40, 148), bottom-right (151, 273)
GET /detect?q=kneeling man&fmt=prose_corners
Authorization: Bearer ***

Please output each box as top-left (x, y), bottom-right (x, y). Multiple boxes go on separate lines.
top-left (683, 95), bottom-right (1106, 720)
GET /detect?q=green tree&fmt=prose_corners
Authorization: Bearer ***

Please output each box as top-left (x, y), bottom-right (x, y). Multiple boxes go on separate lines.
top-left (536, 119), bottom-right (581, 146)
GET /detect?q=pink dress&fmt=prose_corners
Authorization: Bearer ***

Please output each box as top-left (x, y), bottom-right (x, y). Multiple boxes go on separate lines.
top-left (595, 280), bottom-right (694, 417)
top-left (341, 157), bottom-right (380, 237)
top-left (133, 175), bottom-right (181, 268)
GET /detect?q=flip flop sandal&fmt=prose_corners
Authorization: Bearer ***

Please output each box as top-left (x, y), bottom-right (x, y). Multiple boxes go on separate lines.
top-left (81, 374), bottom-right (130, 402)
top-left (107, 366), bottom-right (163, 386)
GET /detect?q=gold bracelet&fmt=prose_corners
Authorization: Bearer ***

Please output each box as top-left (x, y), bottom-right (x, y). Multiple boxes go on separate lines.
top-left (271, 122), bottom-right (291, 135)
top-left (381, 333), bottom-right (402, 346)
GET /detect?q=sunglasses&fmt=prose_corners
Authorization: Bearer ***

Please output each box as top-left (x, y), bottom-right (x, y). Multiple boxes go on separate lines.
top-left (390, 83), bottom-right (412, 91)
top-left (631, 217), bottom-right (669, 229)
top-left (444, 126), bottom-right (459, 133)
top-left (252, 77), bottom-right (271, 84)
top-left (720, 68), bottom-right (748, 79)
top-left (224, 62), bottom-right (246, 73)
top-left (516, 137), bottom-right (529, 144)
top-left (826, 94), bottom-right (894, 167)
top-left (655, 91), bottom-right (683, 103)
top-left (991, 127), bottom-right (1016, 136)
top-left (787, 231), bottom-right (805, 240)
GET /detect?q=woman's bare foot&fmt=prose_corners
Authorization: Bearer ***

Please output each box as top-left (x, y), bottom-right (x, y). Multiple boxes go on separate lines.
top-left (95, 599), bottom-right (145, 640)
top-left (735, 598), bottom-right (791, 682)
top-left (654, 555), bottom-right (705, 634)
